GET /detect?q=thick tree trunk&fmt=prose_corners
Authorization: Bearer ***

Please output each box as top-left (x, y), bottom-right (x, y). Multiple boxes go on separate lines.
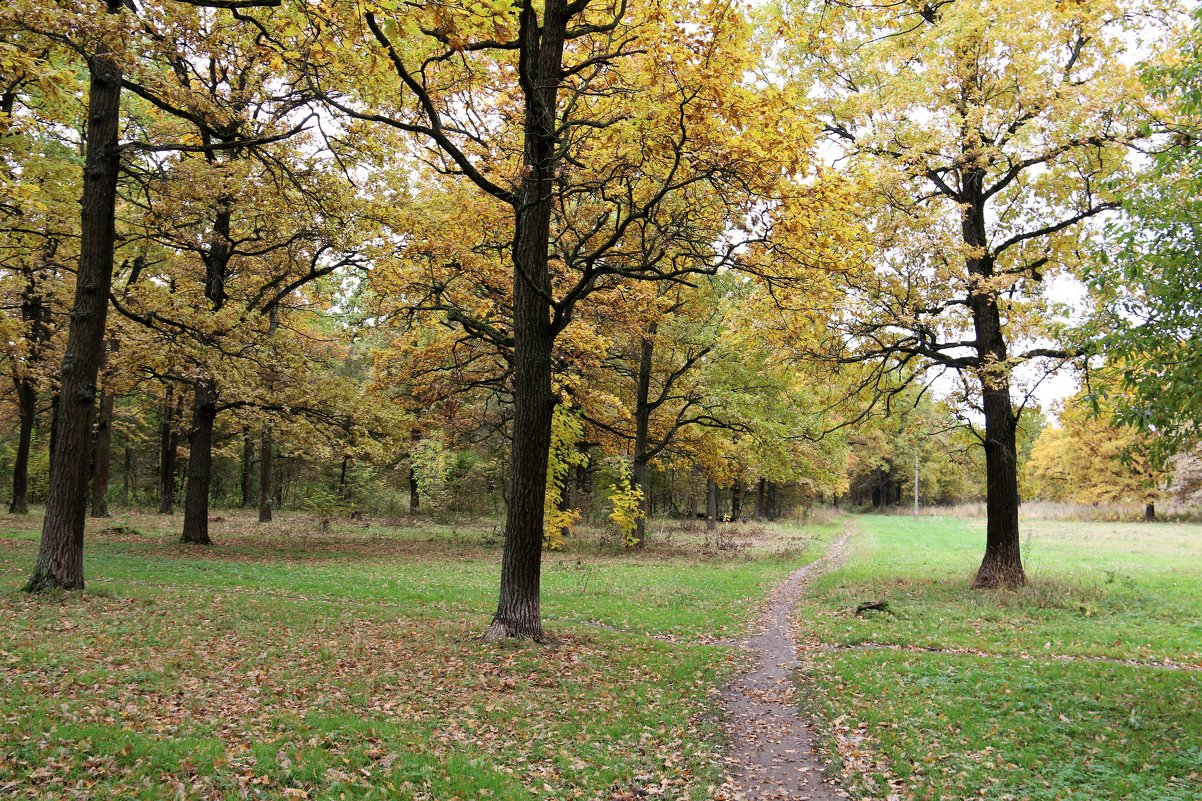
top-left (180, 381), bottom-right (217, 545)
top-left (483, 0), bottom-right (571, 643)
top-left (26, 10), bottom-right (123, 592)
top-left (240, 432), bottom-right (254, 508)
top-left (90, 388), bottom-right (114, 517)
top-left (258, 428), bottom-right (272, 522)
top-left (706, 478), bottom-right (717, 531)
top-left (1145, 502), bottom-right (1156, 522)
top-left (158, 387), bottom-right (177, 514)
top-left (964, 170), bottom-right (1025, 589)
top-left (754, 477), bottom-right (766, 521)
top-left (9, 381), bottom-right (36, 515)
top-left (630, 324), bottom-right (655, 548)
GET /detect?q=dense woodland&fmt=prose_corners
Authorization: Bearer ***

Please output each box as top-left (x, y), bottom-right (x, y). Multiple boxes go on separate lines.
top-left (3, 0), bottom-right (1202, 638)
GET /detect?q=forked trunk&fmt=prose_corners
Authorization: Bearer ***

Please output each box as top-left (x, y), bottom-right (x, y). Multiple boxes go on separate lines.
top-left (180, 381), bottom-right (217, 545)
top-left (964, 170), bottom-right (1025, 589)
top-left (26, 8), bottom-right (123, 592)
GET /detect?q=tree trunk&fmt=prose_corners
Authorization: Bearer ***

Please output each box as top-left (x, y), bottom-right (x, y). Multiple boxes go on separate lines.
top-left (964, 171), bottom-right (1025, 589)
top-left (240, 432), bottom-right (254, 509)
top-left (9, 381), bottom-right (36, 515)
top-left (1145, 502), bottom-right (1156, 522)
top-left (158, 387), bottom-right (177, 514)
top-left (484, 0), bottom-right (570, 642)
top-left (26, 7), bottom-right (123, 592)
top-left (706, 478), bottom-right (717, 531)
top-left (258, 428), bottom-right (272, 522)
top-left (178, 185), bottom-right (232, 543)
top-left (731, 481), bottom-right (743, 522)
top-left (10, 258), bottom-right (51, 515)
top-left (630, 323), bottom-right (656, 548)
top-left (90, 388), bottom-right (114, 517)
top-left (755, 477), bottom-right (766, 521)
top-left (122, 445), bottom-right (133, 507)
top-left (180, 381), bottom-right (217, 545)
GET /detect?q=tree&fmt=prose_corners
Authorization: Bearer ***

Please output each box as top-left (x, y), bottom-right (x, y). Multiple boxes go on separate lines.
top-left (786, 0), bottom-right (1174, 586)
top-left (1086, 9), bottom-right (1202, 464)
top-left (1026, 391), bottom-right (1167, 518)
top-left (313, 0), bottom-right (803, 638)
top-left (23, 0), bottom-right (126, 591)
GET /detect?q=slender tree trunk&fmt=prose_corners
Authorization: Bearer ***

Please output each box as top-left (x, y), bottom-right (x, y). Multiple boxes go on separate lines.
top-left (180, 381), bottom-right (217, 545)
top-left (240, 432), bottom-right (254, 509)
top-left (9, 381), bottom-right (36, 515)
top-left (179, 191), bottom-right (231, 544)
top-left (258, 428), bottom-right (272, 522)
top-left (630, 323), bottom-right (656, 548)
top-left (26, 7), bottom-right (123, 592)
top-left (122, 445), bottom-right (133, 507)
top-left (10, 261), bottom-right (51, 515)
top-left (706, 478), bottom-right (717, 531)
top-left (731, 481), bottom-right (743, 522)
top-left (90, 388), bottom-right (114, 517)
top-left (158, 387), bottom-right (177, 514)
top-left (755, 477), bottom-right (766, 521)
top-left (484, 0), bottom-right (570, 642)
top-left (964, 171), bottom-right (1025, 589)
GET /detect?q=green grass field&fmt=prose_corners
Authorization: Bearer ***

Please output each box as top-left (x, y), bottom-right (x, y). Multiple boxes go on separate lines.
top-left (796, 516), bottom-right (1202, 801)
top-left (0, 511), bottom-right (839, 800)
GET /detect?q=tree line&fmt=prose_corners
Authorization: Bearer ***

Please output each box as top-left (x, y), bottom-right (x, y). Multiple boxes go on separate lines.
top-left (2, 0), bottom-right (1199, 638)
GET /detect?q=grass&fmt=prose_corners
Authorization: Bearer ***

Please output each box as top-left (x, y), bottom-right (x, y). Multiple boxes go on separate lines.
top-left (0, 509), bottom-right (841, 800)
top-left (797, 515), bottom-right (1202, 800)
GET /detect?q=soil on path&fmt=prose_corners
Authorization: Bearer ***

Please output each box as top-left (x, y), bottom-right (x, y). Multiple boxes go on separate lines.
top-left (719, 525), bottom-right (857, 800)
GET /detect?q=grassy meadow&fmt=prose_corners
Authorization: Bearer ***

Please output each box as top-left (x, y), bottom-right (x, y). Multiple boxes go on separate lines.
top-left (797, 516), bottom-right (1202, 801)
top-left (0, 510), bottom-right (838, 800)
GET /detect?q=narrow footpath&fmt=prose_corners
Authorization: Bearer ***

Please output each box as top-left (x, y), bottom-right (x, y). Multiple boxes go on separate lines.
top-left (719, 525), bottom-right (857, 800)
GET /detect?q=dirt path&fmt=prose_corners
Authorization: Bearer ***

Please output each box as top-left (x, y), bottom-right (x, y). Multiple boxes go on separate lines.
top-left (719, 525), bottom-right (857, 801)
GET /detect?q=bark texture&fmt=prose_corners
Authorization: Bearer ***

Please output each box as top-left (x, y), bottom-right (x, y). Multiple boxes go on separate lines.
top-left (484, 0), bottom-right (570, 642)
top-left (180, 381), bottom-right (217, 545)
top-left (26, 11), bottom-right (123, 591)
top-left (963, 167), bottom-right (1025, 589)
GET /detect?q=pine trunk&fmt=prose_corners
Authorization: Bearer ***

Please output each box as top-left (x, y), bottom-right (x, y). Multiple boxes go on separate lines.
top-left (26, 9), bottom-right (123, 592)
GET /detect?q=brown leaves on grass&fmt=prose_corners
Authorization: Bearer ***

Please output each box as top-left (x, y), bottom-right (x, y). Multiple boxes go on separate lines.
top-left (0, 589), bottom-right (723, 800)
